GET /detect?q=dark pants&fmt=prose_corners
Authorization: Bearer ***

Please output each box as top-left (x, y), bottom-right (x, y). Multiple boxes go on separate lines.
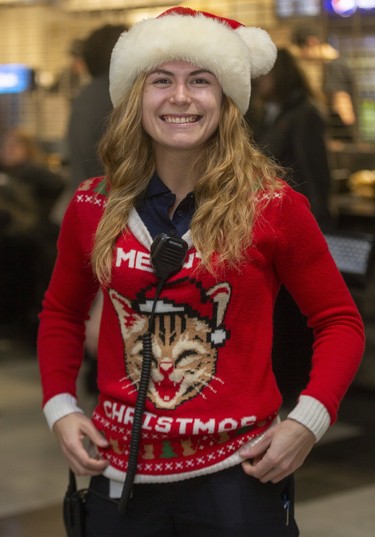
top-left (85, 465), bottom-right (299, 537)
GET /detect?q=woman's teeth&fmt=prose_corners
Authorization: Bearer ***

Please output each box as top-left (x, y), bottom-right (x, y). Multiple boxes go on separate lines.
top-left (162, 115), bottom-right (199, 123)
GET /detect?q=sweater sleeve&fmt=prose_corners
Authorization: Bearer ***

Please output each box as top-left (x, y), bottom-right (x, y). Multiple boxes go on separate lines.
top-left (272, 185), bottom-right (365, 425)
top-left (37, 192), bottom-right (100, 407)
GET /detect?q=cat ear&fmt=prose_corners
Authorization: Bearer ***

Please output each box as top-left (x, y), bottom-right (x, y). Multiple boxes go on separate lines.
top-left (109, 288), bottom-right (147, 336)
top-left (206, 283), bottom-right (231, 346)
top-left (206, 283), bottom-right (231, 326)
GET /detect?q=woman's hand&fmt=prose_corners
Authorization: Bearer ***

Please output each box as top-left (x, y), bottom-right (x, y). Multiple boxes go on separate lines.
top-left (53, 412), bottom-right (109, 476)
top-left (240, 419), bottom-right (315, 483)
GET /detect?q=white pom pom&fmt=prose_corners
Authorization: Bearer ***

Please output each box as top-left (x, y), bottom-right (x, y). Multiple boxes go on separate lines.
top-left (236, 26), bottom-right (277, 78)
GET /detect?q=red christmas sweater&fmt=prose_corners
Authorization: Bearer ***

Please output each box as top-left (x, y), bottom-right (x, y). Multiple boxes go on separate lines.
top-left (38, 177), bottom-right (365, 484)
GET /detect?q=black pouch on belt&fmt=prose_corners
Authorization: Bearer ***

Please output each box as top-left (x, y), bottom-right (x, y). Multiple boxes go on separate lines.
top-left (63, 469), bottom-right (88, 537)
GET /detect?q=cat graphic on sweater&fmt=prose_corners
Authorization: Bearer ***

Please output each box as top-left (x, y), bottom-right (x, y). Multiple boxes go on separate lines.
top-left (109, 280), bottom-right (231, 410)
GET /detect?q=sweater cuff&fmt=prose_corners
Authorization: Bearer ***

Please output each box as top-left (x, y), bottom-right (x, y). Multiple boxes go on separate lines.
top-left (287, 395), bottom-right (330, 442)
top-left (43, 393), bottom-right (84, 430)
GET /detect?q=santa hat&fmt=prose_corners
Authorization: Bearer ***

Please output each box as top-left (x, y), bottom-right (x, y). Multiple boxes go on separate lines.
top-left (109, 6), bottom-right (277, 114)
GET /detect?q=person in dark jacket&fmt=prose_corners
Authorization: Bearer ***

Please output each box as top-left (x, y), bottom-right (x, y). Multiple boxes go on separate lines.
top-left (67, 24), bottom-right (126, 190)
top-left (246, 48), bottom-right (334, 230)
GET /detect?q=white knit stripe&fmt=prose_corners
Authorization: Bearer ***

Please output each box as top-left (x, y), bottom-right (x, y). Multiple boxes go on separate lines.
top-left (128, 208), bottom-right (193, 251)
top-left (127, 208), bottom-right (153, 250)
top-left (43, 393), bottom-right (83, 430)
top-left (288, 395), bottom-right (331, 441)
top-left (104, 423), bottom-right (275, 492)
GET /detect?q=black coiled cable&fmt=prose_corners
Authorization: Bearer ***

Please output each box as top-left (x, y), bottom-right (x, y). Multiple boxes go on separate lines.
top-left (118, 234), bottom-right (188, 514)
top-left (118, 280), bottom-right (162, 514)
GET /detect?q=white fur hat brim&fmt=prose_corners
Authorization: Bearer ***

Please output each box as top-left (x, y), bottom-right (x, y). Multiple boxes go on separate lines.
top-left (109, 10), bottom-right (276, 114)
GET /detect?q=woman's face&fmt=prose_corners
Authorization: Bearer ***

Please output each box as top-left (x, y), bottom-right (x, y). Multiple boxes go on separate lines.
top-left (141, 60), bottom-right (223, 156)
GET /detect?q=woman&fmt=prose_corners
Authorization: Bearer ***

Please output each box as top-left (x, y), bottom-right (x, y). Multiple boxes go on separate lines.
top-left (38, 7), bottom-right (364, 537)
top-left (247, 48), bottom-right (334, 230)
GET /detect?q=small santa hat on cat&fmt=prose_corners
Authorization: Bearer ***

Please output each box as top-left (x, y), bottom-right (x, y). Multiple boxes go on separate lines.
top-left (137, 280), bottom-right (231, 347)
top-left (109, 6), bottom-right (277, 114)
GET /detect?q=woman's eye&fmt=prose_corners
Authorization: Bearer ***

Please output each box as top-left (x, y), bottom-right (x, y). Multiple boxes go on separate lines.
top-left (153, 78), bottom-right (171, 85)
top-left (192, 78), bottom-right (209, 85)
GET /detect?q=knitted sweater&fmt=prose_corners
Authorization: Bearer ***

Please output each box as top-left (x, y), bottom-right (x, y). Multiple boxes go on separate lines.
top-left (38, 177), bottom-right (364, 484)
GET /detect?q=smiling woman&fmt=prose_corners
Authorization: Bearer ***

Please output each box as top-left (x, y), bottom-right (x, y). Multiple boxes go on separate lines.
top-left (37, 6), bottom-right (365, 537)
top-left (141, 61), bottom-right (223, 163)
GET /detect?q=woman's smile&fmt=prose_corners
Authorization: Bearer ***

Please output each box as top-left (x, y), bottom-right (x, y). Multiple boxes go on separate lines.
top-left (160, 114), bottom-right (202, 124)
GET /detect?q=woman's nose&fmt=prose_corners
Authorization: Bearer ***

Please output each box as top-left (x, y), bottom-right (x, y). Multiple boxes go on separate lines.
top-left (170, 83), bottom-right (191, 105)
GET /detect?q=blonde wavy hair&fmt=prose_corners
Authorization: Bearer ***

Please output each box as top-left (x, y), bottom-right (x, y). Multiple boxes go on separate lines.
top-left (92, 73), bottom-right (283, 284)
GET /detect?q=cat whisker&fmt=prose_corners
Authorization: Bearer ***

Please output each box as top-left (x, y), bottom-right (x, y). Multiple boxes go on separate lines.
top-left (188, 379), bottom-right (213, 399)
top-left (211, 374), bottom-right (224, 384)
top-left (189, 383), bottom-right (207, 399)
top-left (119, 376), bottom-right (139, 395)
top-left (201, 372), bottom-right (224, 384)
top-left (196, 378), bottom-right (218, 394)
top-left (130, 388), bottom-right (139, 395)
top-left (122, 386), bottom-right (138, 395)
top-left (119, 376), bottom-right (137, 387)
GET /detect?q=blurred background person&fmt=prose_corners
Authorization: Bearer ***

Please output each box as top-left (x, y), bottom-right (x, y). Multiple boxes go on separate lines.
top-left (246, 48), bottom-right (335, 404)
top-left (290, 24), bottom-right (357, 141)
top-left (66, 24), bottom-right (126, 192)
top-left (246, 48), bottom-right (334, 230)
top-left (55, 38), bottom-right (90, 102)
top-left (0, 128), bottom-right (65, 222)
top-left (0, 128), bottom-right (65, 343)
top-left (65, 24), bottom-right (127, 394)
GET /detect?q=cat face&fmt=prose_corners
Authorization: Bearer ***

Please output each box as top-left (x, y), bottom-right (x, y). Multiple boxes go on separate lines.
top-left (109, 282), bottom-right (230, 409)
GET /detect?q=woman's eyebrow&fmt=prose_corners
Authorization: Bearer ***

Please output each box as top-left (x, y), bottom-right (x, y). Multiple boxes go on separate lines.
top-left (190, 69), bottom-right (214, 76)
top-left (148, 68), bottom-right (214, 76)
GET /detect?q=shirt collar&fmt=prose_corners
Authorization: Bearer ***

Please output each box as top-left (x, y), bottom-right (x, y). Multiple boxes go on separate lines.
top-left (144, 173), bottom-right (172, 199)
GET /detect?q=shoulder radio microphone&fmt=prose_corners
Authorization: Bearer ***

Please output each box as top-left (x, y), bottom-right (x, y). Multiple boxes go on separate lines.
top-left (118, 233), bottom-right (188, 514)
top-left (150, 233), bottom-right (189, 281)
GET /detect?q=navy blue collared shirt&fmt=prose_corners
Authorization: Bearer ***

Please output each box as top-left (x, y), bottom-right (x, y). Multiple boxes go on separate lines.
top-left (136, 173), bottom-right (195, 239)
